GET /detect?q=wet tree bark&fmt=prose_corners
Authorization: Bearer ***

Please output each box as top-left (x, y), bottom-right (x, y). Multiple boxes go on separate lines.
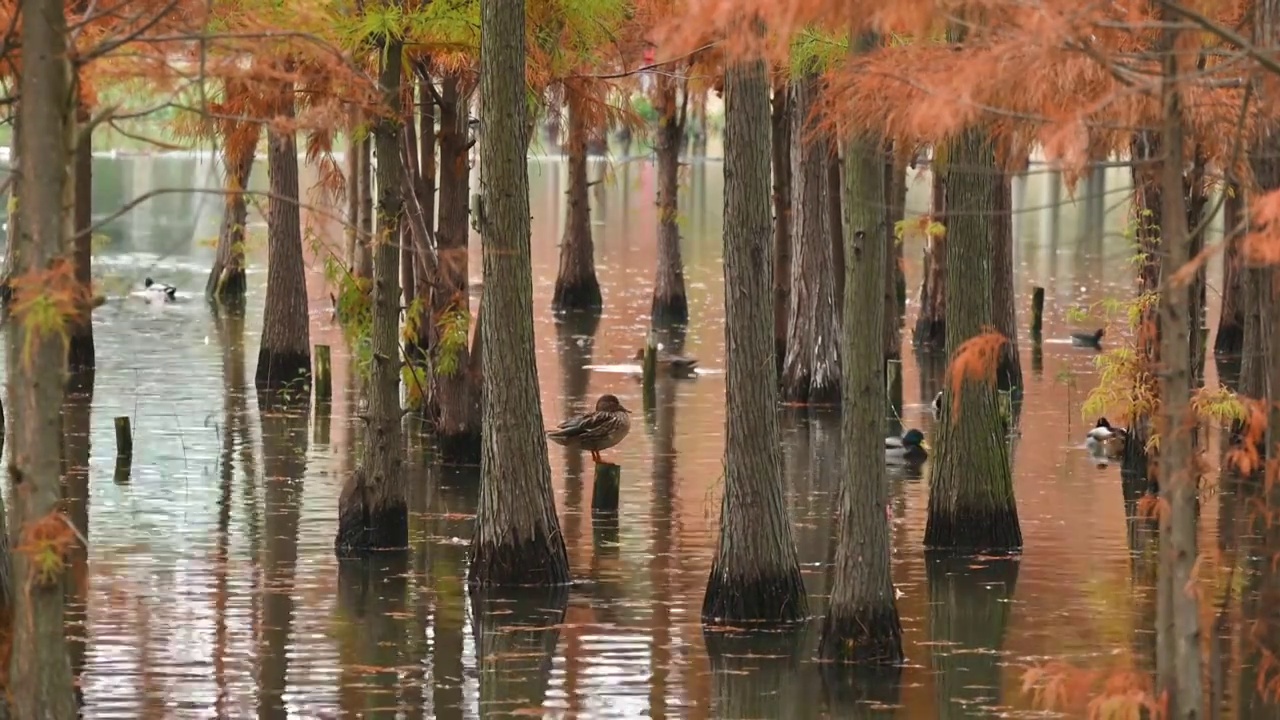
top-left (255, 78), bottom-right (312, 401)
top-left (819, 77), bottom-right (903, 662)
top-left (1155, 34), bottom-right (1202, 718)
top-left (702, 52), bottom-right (808, 625)
top-left (913, 168), bottom-right (947, 348)
top-left (781, 73), bottom-right (840, 405)
top-left (406, 68), bottom-right (437, 365)
top-left (67, 96), bottom-right (93, 371)
top-left (651, 72), bottom-right (688, 328)
top-left (829, 147), bottom-right (845, 320)
top-left (469, 0), bottom-right (570, 588)
top-left (552, 83), bottom-right (602, 314)
top-left (335, 31), bottom-right (407, 556)
top-left (924, 127), bottom-right (1021, 553)
top-left (344, 112), bottom-right (363, 277)
top-left (206, 122), bottom-right (259, 307)
top-left (8, 0), bottom-right (77, 712)
top-left (881, 147), bottom-right (904, 363)
top-left (771, 78), bottom-right (792, 374)
top-left (356, 134), bottom-right (374, 279)
top-left (991, 171), bottom-right (1022, 392)
top-left (1214, 181), bottom-right (1244, 357)
top-left (431, 76), bottom-right (481, 464)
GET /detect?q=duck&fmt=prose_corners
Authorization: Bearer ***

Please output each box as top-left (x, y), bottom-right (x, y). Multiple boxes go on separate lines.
top-left (886, 428), bottom-right (928, 464)
top-left (931, 391), bottom-right (943, 420)
top-left (1086, 417), bottom-right (1128, 460)
top-left (1071, 328), bottom-right (1105, 348)
top-left (547, 393), bottom-right (633, 463)
top-left (632, 348), bottom-right (699, 377)
top-left (144, 277), bottom-right (177, 303)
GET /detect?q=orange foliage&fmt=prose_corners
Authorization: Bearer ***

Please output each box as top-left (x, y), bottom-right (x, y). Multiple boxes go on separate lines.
top-left (944, 329), bottom-right (1007, 423)
top-left (14, 511), bottom-right (77, 589)
top-left (1021, 660), bottom-right (1163, 718)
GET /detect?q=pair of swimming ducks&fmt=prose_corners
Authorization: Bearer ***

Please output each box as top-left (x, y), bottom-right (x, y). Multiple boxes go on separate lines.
top-left (549, 394), bottom-right (930, 464)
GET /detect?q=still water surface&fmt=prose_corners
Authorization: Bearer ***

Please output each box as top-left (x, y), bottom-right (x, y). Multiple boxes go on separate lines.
top-left (1, 154), bottom-right (1268, 718)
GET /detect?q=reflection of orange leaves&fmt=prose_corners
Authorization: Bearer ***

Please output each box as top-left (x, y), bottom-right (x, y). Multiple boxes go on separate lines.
top-left (945, 329), bottom-right (1007, 422)
top-left (15, 511), bottom-right (78, 588)
top-left (1021, 661), bottom-right (1160, 718)
top-left (1226, 398), bottom-right (1266, 476)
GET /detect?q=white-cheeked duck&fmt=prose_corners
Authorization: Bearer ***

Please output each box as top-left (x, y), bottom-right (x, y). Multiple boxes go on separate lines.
top-left (144, 277), bottom-right (177, 303)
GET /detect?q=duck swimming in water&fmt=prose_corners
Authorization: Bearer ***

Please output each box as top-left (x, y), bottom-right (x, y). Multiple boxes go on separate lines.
top-left (1071, 328), bottom-right (1105, 349)
top-left (886, 428), bottom-right (928, 464)
top-left (547, 394), bottom-right (633, 463)
top-left (632, 348), bottom-right (699, 378)
top-left (1086, 417), bottom-right (1128, 460)
top-left (144, 277), bottom-right (177, 303)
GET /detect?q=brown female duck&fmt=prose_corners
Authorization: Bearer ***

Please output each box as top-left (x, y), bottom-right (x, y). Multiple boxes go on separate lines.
top-left (547, 394), bottom-right (633, 463)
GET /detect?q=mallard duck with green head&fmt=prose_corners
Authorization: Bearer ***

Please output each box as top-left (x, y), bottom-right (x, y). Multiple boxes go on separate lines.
top-left (886, 429), bottom-right (929, 464)
top-left (547, 394), bottom-right (633, 463)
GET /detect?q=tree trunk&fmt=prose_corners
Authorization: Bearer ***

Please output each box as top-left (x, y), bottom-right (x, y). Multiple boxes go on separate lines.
top-left (401, 84), bottom-right (418, 310)
top-left (468, 0), bottom-right (570, 588)
top-left (1122, 131), bottom-right (1164, 481)
top-left (1215, 181), bottom-right (1244, 357)
top-left (335, 33), bottom-right (407, 556)
top-left (255, 80), bottom-right (312, 400)
top-left (206, 125), bottom-right (259, 306)
top-left (702, 52), bottom-right (808, 625)
top-left (771, 78), bottom-right (792, 375)
top-left (651, 73), bottom-right (688, 328)
top-left (67, 97), bottom-right (93, 371)
top-left (431, 76), bottom-right (481, 464)
top-left (407, 71), bottom-right (438, 364)
top-left (913, 167), bottom-right (946, 348)
top-left (991, 171), bottom-right (1022, 392)
top-left (552, 84), bottom-right (602, 314)
top-left (924, 127), bottom-right (1021, 553)
top-left (1155, 32), bottom-right (1202, 717)
top-left (344, 114), bottom-right (363, 272)
top-left (356, 134), bottom-right (374, 279)
top-left (819, 64), bottom-right (903, 662)
top-left (829, 147), bottom-right (845, 321)
top-left (780, 74), bottom-right (840, 405)
top-left (882, 146), bottom-right (903, 362)
top-left (8, 0), bottom-right (77, 712)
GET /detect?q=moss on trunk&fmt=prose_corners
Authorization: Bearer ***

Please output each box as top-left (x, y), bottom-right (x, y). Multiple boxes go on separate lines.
top-left (469, 0), bottom-right (570, 588)
top-left (703, 52), bottom-right (808, 627)
top-left (925, 127), bottom-right (1021, 554)
top-left (551, 85), bottom-right (603, 314)
top-left (255, 78), bottom-right (312, 400)
top-left (651, 73), bottom-right (689, 328)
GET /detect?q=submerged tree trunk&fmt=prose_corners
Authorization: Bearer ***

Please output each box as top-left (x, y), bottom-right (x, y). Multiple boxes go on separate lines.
top-left (819, 65), bottom-right (903, 662)
top-left (8, 0), bottom-right (77, 712)
top-left (780, 74), bottom-right (840, 405)
top-left (431, 76), bottom-right (481, 463)
top-left (702, 52), bottom-right (808, 626)
top-left (255, 80), bottom-right (312, 400)
top-left (206, 123), bottom-right (260, 306)
top-left (991, 171), bottom-right (1022, 392)
top-left (67, 97), bottom-right (93, 371)
top-left (914, 167), bottom-right (947, 348)
top-left (651, 72), bottom-right (689, 328)
top-left (469, 0), bottom-right (570, 588)
top-left (1155, 32), bottom-right (1202, 717)
top-left (924, 127), bottom-right (1021, 553)
top-left (1216, 181), bottom-right (1244, 357)
top-left (335, 32), bottom-right (407, 556)
top-left (771, 77), bottom-right (792, 374)
top-left (552, 83), bottom-right (602, 314)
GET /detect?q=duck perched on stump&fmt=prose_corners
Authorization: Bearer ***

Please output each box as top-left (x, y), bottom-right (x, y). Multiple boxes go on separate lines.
top-left (1086, 417), bottom-right (1128, 460)
top-left (886, 429), bottom-right (928, 464)
top-left (548, 394), bottom-right (633, 463)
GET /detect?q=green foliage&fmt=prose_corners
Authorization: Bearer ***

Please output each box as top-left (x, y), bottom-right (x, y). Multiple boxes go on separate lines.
top-left (894, 218), bottom-right (945, 243)
top-left (434, 308), bottom-right (469, 378)
top-left (791, 29), bottom-right (847, 76)
top-left (631, 95), bottom-right (658, 124)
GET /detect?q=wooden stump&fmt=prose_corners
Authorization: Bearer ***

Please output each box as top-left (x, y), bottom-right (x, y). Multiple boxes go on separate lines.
top-left (1030, 286), bottom-right (1045, 343)
top-left (591, 462), bottom-right (622, 517)
top-left (314, 344), bottom-right (333, 403)
top-left (641, 332), bottom-right (657, 412)
top-left (113, 416), bottom-right (132, 484)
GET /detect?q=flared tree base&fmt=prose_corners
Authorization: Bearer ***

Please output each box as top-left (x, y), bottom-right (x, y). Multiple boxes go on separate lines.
top-left (334, 483), bottom-right (409, 557)
top-left (651, 292), bottom-right (689, 329)
top-left (437, 427), bottom-right (482, 466)
top-left (701, 563), bottom-right (809, 625)
top-left (924, 502), bottom-right (1022, 553)
top-left (468, 525), bottom-right (571, 588)
top-left (1214, 323), bottom-right (1244, 358)
top-left (206, 267), bottom-right (247, 307)
top-left (551, 277), bottom-right (603, 315)
top-left (912, 316), bottom-right (945, 349)
top-left (818, 603), bottom-right (904, 665)
top-left (780, 371), bottom-right (841, 407)
top-left (255, 348), bottom-right (312, 399)
top-left (66, 330), bottom-right (95, 373)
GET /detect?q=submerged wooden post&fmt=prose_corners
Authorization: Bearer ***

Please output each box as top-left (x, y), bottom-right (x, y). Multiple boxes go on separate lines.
top-left (113, 416), bottom-right (132, 484)
top-left (641, 331), bottom-right (657, 411)
top-left (591, 462), bottom-right (622, 516)
top-left (1030, 286), bottom-right (1045, 342)
top-left (314, 344), bottom-right (332, 403)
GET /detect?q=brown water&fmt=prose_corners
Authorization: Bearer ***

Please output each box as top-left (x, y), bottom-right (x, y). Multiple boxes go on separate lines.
top-left (6, 154), bottom-right (1270, 718)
